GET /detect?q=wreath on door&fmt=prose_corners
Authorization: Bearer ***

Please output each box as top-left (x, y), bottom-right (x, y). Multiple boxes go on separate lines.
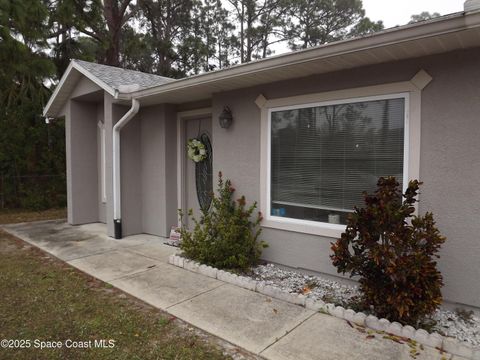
top-left (187, 138), bottom-right (207, 163)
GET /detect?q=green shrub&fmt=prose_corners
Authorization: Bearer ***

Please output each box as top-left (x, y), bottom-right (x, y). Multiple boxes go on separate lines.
top-left (331, 177), bottom-right (446, 325)
top-left (178, 172), bottom-right (267, 271)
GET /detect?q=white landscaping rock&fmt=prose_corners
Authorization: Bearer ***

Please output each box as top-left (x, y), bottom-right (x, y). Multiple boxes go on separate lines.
top-left (386, 322), bottom-right (403, 337)
top-left (426, 333), bottom-right (443, 349)
top-left (414, 329), bottom-right (430, 345)
top-left (197, 265), bottom-right (217, 278)
top-left (401, 325), bottom-right (416, 340)
top-left (344, 309), bottom-right (356, 322)
top-left (305, 298), bottom-right (326, 312)
top-left (378, 318), bottom-right (391, 332)
top-left (282, 292), bottom-right (306, 306)
top-left (257, 283), bottom-right (280, 299)
top-left (251, 263), bottom-right (359, 307)
top-left (216, 269), bottom-right (230, 282)
top-left (225, 272), bottom-right (239, 285)
top-left (168, 254), bottom-right (175, 265)
top-left (183, 259), bottom-right (200, 273)
top-left (365, 315), bottom-right (380, 331)
top-left (332, 306), bottom-right (345, 319)
top-left (234, 275), bottom-right (257, 291)
top-left (177, 256), bottom-right (184, 268)
top-left (353, 312), bottom-right (367, 326)
top-left (175, 255), bottom-right (181, 266)
top-left (325, 303), bottom-right (336, 315)
top-left (432, 309), bottom-right (480, 348)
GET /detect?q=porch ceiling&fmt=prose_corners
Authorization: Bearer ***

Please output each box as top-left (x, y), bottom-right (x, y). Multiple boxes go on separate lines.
top-left (133, 11), bottom-right (480, 106)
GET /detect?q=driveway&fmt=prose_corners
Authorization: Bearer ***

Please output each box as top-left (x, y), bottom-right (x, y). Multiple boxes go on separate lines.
top-left (2, 220), bottom-right (464, 360)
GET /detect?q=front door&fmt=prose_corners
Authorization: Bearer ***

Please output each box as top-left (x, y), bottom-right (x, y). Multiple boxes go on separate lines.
top-left (183, 116), bottom-right (213, 227)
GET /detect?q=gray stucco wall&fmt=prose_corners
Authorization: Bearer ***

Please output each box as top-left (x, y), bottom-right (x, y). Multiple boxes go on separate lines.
top-left (211, 47), bottom-right (480, 309)
top-left (120, 110), bottom-right (143, 236)
top-left (66, 100), bottom-right (99, 224)
top-left (140, 106), bottom-right (165, 235)
top-left (117, 104), bottom-right (178, 237)
top-left (63, 48), bottom-right (479, 309)
top-left (141, 104), bottom-right (178, 237)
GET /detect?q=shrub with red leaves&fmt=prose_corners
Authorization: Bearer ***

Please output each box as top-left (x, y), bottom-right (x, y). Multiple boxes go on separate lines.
top-left (331, 177), bottom-right (446, 325)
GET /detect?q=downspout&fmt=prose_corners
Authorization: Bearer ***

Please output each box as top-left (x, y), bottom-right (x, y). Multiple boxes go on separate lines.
top-left (112, 98), bottom-right (140, 239)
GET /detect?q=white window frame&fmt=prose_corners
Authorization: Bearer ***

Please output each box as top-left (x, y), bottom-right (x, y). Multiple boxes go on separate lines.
top-left (267, 92), bottom-right (409, 234)
top-left (258, 72), bottom-right (430, 238)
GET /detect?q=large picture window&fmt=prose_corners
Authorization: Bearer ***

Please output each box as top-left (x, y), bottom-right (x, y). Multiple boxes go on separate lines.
top-left (269, 94), bottom-right (407, 226)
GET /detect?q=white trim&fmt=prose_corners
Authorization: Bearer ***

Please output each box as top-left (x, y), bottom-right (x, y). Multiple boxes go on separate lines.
top-left (176, 108), bottom-right (213, 226)
top-left (130, 12), bottom-right (478, 103)
top-left (43, 61), bottom-right (116, 117)
top-left (259, 77), bottom-right (426, 238)
top-left (97, 121), bottom-right (107, 203)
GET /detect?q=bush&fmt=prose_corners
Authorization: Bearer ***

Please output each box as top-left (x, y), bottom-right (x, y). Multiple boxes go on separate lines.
top-left (178, 172), bottom-right (267, 271)
top-left (330, 177), bottom-right (446, 325)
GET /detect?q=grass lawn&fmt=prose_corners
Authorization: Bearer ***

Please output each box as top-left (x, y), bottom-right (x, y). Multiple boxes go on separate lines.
top-left (0, 229), bottom-right (232, 360)
top-left (0, 208), bottom-right (67, 225)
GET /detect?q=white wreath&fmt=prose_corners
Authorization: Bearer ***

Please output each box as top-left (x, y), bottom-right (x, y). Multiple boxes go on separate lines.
top-left (187, 138), bottom-right (207, 163)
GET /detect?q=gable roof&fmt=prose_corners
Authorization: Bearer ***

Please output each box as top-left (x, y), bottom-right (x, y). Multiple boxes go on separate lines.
top-left (73, 60), bottom-right (174, 90)
top-left (43, 60), bottom-right (174, 117)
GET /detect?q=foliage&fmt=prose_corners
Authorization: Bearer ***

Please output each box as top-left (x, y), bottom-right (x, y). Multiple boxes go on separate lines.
top-left (0, 0), bottom-right (391, 210)
top-left (285, 0), bottom-right (383, 50)
top-left (348, 17), bottom-right (384, 38)
top-left (187, 138), bottom-right (207, 163)
top-left (178, 172), bottom-right (267, 271)
top-left (331, 177), bottom-right (446, 325)
top-left (409, 12), bottom-right (441, 24)
top-left (0, 0), bottom-right (66, 210)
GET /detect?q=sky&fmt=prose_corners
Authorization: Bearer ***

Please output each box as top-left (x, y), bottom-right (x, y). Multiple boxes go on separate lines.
top-left (268, 0), bottom-right (466, 55)
top-left (362, 0), bottom-right (465, 28)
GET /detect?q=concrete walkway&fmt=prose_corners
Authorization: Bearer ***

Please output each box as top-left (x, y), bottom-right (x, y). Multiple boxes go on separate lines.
top-left (3, 220), bottom-right (463, 360)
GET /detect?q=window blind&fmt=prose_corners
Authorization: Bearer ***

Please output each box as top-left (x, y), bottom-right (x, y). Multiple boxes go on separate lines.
top-left (270, 97), bottom-right (405, 224)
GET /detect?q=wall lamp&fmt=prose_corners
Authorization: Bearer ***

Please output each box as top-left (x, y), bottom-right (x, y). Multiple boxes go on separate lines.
top-left (219, 106), bottom-right (233, 129)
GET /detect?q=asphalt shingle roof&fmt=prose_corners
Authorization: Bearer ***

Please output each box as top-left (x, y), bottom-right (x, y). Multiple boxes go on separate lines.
top-left (74, 59), bottom-right (175, 90)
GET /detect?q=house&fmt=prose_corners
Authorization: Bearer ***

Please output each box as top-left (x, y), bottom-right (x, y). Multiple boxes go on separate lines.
top-left (43, 1), bottom-right (480, 312)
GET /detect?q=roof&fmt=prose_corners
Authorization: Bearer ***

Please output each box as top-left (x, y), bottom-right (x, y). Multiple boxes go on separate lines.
top-left (44, 8), bottom-right (480, 117)
top-left (43, 60), bottom-right (174, 117)
top-left (73, 60), bottom-right (173, 90)
top-left (132, 9), bottom-right (480, 106)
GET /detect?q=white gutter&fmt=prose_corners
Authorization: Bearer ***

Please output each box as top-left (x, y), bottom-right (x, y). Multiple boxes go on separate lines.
top-left (112, 98), bottom-right (140, 238)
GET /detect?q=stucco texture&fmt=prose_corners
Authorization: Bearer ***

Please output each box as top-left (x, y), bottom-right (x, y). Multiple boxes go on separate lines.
top-left (119, 104), bottom-right (177, 237)
top-left (63, 47), bottom-right (480, 309)
top-left (211, 48), bottom-right (480, 309)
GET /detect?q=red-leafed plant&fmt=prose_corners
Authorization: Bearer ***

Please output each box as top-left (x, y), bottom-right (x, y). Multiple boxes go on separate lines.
top-left (331, 177), bottom-right (446, 325)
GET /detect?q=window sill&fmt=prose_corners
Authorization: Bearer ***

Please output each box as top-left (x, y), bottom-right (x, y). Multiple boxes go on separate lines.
top-left (262, 216), bottom-right (346, 238)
